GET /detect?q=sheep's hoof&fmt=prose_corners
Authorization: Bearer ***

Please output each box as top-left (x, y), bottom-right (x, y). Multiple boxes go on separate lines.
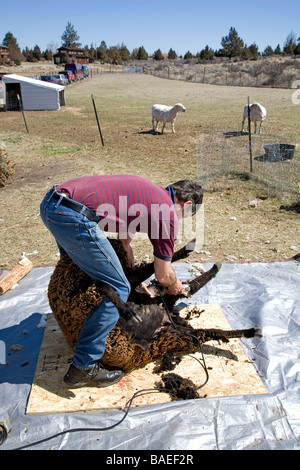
top-left (254, 328), bottom-right (262, 338)
top-left (215, 262), bottom-right (222, 272)
top-left (128, 312), bottom-right (143, 324)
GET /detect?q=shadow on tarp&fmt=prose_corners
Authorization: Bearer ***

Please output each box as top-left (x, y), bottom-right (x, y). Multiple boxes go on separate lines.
top-left (0, 312), bottom-right (46, 385)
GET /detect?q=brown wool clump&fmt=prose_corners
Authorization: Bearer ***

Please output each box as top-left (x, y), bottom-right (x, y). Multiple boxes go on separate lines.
top-left (159, 373), bottom-right (200, 401)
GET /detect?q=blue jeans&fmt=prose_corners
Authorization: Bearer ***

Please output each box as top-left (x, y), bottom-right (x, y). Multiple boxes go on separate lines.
top-left (40, 187), bottom-right (131, 369)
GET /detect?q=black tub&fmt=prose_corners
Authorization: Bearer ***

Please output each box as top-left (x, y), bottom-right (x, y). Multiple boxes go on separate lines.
top-left (263, 144), bottom-right (295, 161)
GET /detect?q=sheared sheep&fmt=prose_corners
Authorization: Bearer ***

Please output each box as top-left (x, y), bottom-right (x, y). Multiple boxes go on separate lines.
top-left (152, 103), bottom-right (186, 134)
top-left (47, 239), bottom-right (258, 374)
top-left (242, 102), bottom-right (267, 134)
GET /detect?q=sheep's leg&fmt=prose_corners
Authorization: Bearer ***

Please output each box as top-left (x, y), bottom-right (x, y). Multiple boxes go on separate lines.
top-left (146, 326), bottom-right (259, 366)
top-left (187, 262), bottom-right (222, 296)
top-left (159, 263), bottom-right (222, 314)
top-left (131, 256), bottom-right (221, 308)
top-left (241, 118), bottom-right (245, 132)
top-left (171, 121), bottom-right (175, 133)
top-left (171, 238), bottom-right (196, 262)
top-left (197, 327), bottom-right (260, 344)
top-left (127, 239), bottom-right (196, 289)
top-left (161, 121), bottom-right (165, 134)
top-left (259, 122), bottom-right (263, 134)
top-left (155, 326), bottom-right (258, 357)
top-left (95, 282), bottom-right (142, 323)
top-left (153, 117), bottom-right (158, 132)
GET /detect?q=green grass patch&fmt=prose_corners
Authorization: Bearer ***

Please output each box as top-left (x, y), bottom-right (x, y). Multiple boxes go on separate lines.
top-left (41, 144), bottom-right (82, 156)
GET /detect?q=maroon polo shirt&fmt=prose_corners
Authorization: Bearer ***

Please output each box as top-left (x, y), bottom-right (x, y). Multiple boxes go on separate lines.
top-left (56, 175), bottom-right (178, 261)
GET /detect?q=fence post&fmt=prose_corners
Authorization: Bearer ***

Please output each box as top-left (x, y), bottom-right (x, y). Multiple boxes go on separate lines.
top-left (17, 94), bottom-right (29, 133)
top-left (247, 96), bottom-right (253, 172)
top-left (91, 94), bottom-right (104, 147)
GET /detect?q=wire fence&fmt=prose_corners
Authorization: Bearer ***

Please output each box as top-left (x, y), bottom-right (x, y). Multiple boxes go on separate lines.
top-left (141, 58), bottom-right (300, 88)
top-left (1, 57), bottom-right (300, 88)
top-left (196, 130), bottom-right (300, 204)
top-left (2, 64), bottom-right (300, 203)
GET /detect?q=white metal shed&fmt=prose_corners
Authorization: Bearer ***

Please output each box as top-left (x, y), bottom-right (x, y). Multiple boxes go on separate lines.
top-left (2, 74), bottom-right (65, 111)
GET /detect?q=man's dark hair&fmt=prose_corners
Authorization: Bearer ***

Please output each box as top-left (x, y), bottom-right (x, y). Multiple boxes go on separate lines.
top-left (171, 180), bottom-right (203, 213)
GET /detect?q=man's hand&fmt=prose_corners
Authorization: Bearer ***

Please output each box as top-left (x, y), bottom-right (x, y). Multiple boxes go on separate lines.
top-left (165, 277), bottom-right (183, 295)
top-left (154, 256), bottom-right (183, 296)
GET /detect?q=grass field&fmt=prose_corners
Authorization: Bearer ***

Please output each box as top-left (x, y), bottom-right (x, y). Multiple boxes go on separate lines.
top-left (0, 73), bottom-right (299, 268)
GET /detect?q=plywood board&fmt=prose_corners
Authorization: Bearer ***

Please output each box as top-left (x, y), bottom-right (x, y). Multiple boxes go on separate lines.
top-left (26, 304), bottom-right (267, 414)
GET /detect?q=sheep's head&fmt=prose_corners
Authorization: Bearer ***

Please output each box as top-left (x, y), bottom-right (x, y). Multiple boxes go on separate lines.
top-left (119, 302), bottom-right (171, 348)
top-left (175, 103), bottom-right (186, 112)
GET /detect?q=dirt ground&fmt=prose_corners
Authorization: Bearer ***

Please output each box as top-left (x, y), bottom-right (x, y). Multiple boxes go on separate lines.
top-left (0, 68), bottom-right (299, 269)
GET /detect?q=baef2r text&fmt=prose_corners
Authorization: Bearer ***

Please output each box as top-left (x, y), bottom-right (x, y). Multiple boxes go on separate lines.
top-left (106, 454), bottom-right (194, 466)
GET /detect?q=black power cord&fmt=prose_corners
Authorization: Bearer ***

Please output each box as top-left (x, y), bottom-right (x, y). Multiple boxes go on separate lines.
top-left (13, 388), bottom-right (161, 450)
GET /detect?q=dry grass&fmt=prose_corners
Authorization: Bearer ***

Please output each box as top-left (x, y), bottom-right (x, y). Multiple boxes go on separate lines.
top-left (143, 55), bottom-right (300, 88)
top-left (0, 72), bottom-right (299, 269)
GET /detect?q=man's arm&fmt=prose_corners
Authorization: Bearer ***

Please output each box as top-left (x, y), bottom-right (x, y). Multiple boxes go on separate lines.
top-left (154, 256), bottom-right (183, 295)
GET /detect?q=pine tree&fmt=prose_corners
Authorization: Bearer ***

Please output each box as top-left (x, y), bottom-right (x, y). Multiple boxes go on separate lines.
top-left (97, 41), bottom-right (108, 62)
top-left (274, 44), bottom-right (282, 55)
top-left (283, 31), bottom-right (297, 55)
top-left (168, 48), bottom-right (177, 59)
top-left (136, 46), bottom-right (148, 60)
top-left (184, 50), bottom-right (193, 59)
top-left (33, 44), bottom-right (42, 61)
top-left (248, 43), bottom-right (260, 60)
top-left (2, 31), bottom-right (22, 62)
top-left (263, 45), bottom-right (274, 56)
top-left (61, 22), bottom-right (81, 48)
top-left (154, 49), bottom-right (164, 60)
top-left (119, 43), bottom-right (130, 62)
top-left (221, 27), bottom-right (244, 59)
top-left (200, 45), bottom-right (214, 60)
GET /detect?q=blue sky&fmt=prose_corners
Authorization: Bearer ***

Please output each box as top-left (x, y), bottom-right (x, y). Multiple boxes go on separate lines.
top-left (1, 0), bottom-right (299, 56)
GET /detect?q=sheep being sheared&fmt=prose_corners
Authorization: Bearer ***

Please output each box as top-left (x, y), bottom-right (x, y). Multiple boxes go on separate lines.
top-left (47, 239), bottom-right (259, 374)
top-left (242, 102), bottom-right (267, 134)
top-left (152, 103), bottom-right (186, 134)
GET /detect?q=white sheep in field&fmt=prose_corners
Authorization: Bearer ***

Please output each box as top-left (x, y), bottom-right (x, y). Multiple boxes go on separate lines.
top-left (242, 102), bottom-right (267, 134)
top-left (152, 103), bottom-right (186, 134)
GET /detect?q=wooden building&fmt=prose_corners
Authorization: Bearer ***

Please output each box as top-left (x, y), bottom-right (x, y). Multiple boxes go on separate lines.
top-left (0, 44), bottom-right (9, 63)
top-left (53, 46), bottom-right (89, 65)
